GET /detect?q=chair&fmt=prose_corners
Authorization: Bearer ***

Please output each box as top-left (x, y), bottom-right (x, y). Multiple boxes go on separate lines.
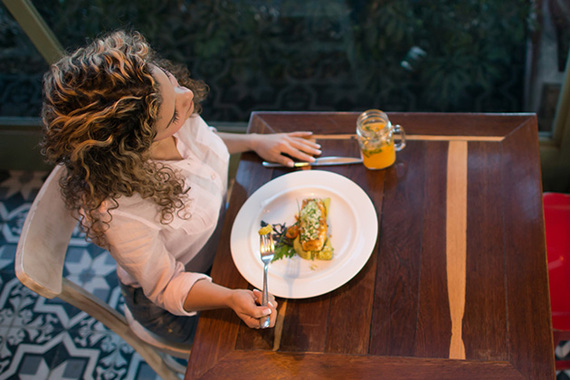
top-left (15, 165), bottom-right (191, 380)
top-left (544, 192), bottom-right (570, 370)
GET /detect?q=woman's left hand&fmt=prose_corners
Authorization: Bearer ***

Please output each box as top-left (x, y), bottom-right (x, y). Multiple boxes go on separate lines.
top-left (250, 132), bottom-right (321, 167)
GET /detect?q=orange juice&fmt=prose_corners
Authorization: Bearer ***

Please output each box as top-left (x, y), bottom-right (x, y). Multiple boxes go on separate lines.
top-left (356, 110), bottom-right (406, 170)
top-left (357, 120), bottom-right (395, 170)
top-left (361, 140), bottom-right (396, 169)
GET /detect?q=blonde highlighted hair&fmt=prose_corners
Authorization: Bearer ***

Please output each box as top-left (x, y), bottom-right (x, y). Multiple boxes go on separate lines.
top-left (41, 30), bottom-right (208, 247)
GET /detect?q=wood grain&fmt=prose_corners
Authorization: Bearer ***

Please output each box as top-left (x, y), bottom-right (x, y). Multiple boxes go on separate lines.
top-left (415, 141), bottom-right (451, 358)
top-left (463, 141), bottom-right (507, 361)
top-left (312, 134), bottom-right (504, 142)
top-left (370, 140), bottom-right (426, 357)
top-left (185, 112), bottom-right (554, 380)
top-left (501, 116), bottom-right (555, 378)
top-left (446, 141), bottom-right (468, 360)
top-left (249, 111), bottom-right (535, 137)
top-left (196, 352), bottom-right (525, 380)
top-left (272, 299), bottom-right (287, 351)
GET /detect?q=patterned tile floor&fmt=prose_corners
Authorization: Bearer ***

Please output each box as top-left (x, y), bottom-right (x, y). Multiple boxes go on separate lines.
top-left (0, 169), bottom-right (569, 379)
top-left (0, 170), bottom-right (165, 379)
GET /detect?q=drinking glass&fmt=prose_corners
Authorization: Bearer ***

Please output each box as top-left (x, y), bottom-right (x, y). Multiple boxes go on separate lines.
top-left (356, 109), bottom-right (406, 170)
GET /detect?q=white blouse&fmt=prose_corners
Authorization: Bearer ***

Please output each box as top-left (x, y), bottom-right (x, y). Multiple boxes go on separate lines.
top-left (103, 115), bottom-right (229, 316)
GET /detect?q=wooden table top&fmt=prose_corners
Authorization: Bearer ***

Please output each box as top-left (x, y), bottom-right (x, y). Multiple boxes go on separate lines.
top-left (185, 112), bottom-right (554, 379)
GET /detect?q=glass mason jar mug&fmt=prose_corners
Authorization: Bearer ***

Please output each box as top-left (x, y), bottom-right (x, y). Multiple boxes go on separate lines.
top-left (356, 109), bottom-right (406, 170)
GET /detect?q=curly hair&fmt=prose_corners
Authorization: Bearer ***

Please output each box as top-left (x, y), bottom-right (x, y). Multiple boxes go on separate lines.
top-left (41, 30), bottom-right (209, 247)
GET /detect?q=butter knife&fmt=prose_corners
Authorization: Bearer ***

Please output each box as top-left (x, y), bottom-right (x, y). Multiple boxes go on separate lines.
top-left (262, 156), bottom-right (362, 168)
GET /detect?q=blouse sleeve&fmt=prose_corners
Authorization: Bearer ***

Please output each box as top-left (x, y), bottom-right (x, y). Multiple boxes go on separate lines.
top-left (104, 210), bottom-right (211, 316)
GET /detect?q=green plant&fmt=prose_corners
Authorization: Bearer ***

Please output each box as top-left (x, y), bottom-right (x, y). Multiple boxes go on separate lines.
top-left (2, 0), bottom-right (535, 120)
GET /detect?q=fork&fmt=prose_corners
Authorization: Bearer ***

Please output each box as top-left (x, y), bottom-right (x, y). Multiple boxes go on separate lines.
top-left (259, 233), bottom-right (275, 328)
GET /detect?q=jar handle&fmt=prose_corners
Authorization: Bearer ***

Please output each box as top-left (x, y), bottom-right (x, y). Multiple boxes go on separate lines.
top-left (393, 124), bottom-right (406, 151)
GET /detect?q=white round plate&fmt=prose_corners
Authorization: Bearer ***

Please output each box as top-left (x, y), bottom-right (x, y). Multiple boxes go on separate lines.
top-left (230, 170), bottom-right (378, 299)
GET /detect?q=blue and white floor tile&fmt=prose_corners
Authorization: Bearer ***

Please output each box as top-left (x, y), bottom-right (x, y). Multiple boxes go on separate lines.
top-left (0, 170), bottom-right (163, 379)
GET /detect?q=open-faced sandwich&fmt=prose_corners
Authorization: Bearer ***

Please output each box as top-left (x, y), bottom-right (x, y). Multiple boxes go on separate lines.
top-left (292, 198), bottom-right (333, 260)
top-left (260, 197), bottom-right (333, 262)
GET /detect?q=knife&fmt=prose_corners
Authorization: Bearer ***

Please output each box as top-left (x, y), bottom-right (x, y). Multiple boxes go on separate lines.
top-left (262, 156), bottom-right (363, 168)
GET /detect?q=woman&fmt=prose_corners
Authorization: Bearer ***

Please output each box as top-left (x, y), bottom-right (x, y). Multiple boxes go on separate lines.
top-left (41, 30), bottom-right (321, 343)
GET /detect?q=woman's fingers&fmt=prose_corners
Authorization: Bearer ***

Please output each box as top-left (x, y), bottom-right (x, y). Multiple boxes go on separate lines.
top-left (254, 132), bottom-right (321, 167)
top-left (251, 289), bottom-right (278, 328)
top-left (252, 289), bottom-right (278, 309)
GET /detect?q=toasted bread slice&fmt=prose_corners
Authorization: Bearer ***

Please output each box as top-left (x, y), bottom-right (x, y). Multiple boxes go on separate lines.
top-left (299, 198), bottom-right (327, 252)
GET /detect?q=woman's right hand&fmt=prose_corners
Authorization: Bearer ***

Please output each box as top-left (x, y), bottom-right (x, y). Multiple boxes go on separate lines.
top-left (229, 289), bottom-right (278, 329)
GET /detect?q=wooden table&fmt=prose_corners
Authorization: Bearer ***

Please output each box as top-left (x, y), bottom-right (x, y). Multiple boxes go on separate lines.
top-left (186, 112), bottom-right (554, 379)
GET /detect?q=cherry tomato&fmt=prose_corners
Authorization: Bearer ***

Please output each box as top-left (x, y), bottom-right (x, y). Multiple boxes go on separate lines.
top-left (286, 224), bottom-right (299, 239)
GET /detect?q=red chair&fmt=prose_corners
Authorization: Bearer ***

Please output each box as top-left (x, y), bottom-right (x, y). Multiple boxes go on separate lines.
top-left (544, 192), bottom-right (570, 370)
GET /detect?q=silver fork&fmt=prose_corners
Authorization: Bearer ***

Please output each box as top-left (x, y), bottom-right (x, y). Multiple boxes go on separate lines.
top-left (259, 233), bottom-right (275, 329)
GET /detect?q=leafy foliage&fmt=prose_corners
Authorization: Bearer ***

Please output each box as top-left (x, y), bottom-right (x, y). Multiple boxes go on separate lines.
top-left (2, 0), bottom-right (535, 119)
top-left (260, 220), bottom-right (297, 262)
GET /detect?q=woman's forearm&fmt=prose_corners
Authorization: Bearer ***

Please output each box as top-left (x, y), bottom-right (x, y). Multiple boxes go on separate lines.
top-left (215, 131), bottom-right (321, 166)
top-left (183, 279), bottom-right (235, 311)
top-left (216, 132), bottom-right (259, 155)
top-left (183, 279), bottom-right (276, 329)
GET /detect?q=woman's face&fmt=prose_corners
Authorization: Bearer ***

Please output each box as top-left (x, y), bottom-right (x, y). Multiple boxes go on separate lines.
top-left (151, 65), bottom-right (194, 141)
